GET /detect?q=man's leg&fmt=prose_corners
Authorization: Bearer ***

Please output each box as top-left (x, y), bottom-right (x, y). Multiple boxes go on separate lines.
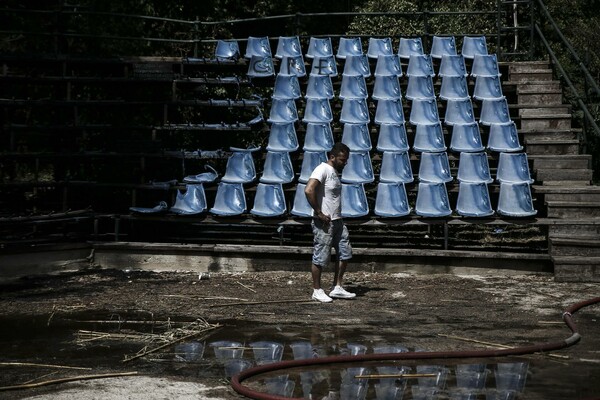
top-left (333, 259), bottom-right (348, 287)
top-left (312, 263), bottom-right (323, 289)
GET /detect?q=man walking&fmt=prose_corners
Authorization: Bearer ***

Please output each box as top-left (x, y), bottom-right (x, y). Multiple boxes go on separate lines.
top-left (304, 142), bottom-right (356, 303)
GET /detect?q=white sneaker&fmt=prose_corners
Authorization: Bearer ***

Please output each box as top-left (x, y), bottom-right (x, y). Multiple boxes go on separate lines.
top-left (329, 285), bottom-right (356, 299)
top-left (312, 288), bottom-right (333, 303)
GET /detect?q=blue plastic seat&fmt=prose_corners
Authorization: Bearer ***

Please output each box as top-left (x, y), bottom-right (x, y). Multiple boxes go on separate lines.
top-left (210, 182), bottom-right (247, 216)
top-left (337, 37), bottom-right (363, 59)
top-left (473, 75), bottom-right (504, 101)
top-left (374, 54), bottom-right (403, 77)
top-left (342, 54), bottom-right (371, 77)
top-left (266, 122), bottom-right (299, 152)
top-left (374, 182), bottom-right (411, 217)
top-left (342, 123), bottom-right (372, 151)
top-left (487, 121), bottom-right (523, 152)
top-left (409, 98), bottom-right (440, 125)
top-left (341, 98), bottom-right (371, 124)
top-left (415, 182), bottom-right (452, 217)
top-left (438, 54), bottom-right (468, 77)
top-left (310, 55), bottom-right (338, 77)
top-left (413, 122), bottom-right (447, 153)
top-left (298, 150), bottom-right (327, 183)
top-left (496, 152), bottom-right (534, 184)
top-left (305, 74), bottom-right (334, 99)
top-left (215, 40), bottom-right (240, 61)
top-left (456, 181), bottom-right (494, 217)
top-left (302, 98), bottom-right (333, 124)
top-left (339, 75), bottom-right (369, 100)
top-left (244, 36), bottom-right (272, 58)
top-left (221, 147), bottom-right (260, 183)
top-left (418, 151), bottom-right (453, 183)
top-left (430, 36), bottom-right (457, 59)
top-left (260, 151), bottom-right (295, 184)
top-left (279, 55), bottom-right (307, 77)
top-left (406, 54), bottom-right (435, 77)
top-left (341, 151), bottom-right (375, 184)
top-left (379, 151), bottom-right (414, 183)
top-left (406, 75), bottom-right (436, 101)
top-left (341, 183), bottom-right (369, 217)
top-left (439, 75), bottom-right (470, 101)
top-left (130, 200), bottom-right (168, 214)
top-left (247, 55), bottom-right (275, 77)
top-left (444, 98), bottom-right (476, 126)
top-left (479, 97), bottom-right (511, 125)
top-left (303, 122), bottom-right (334, 151)
top-left (398, 37), bottom-right (424, 60)
top-left (461, 36), bottom-right (488, 60)
top-left (372, 75), bottom-right (402, 100)
top-left (450, 122), bottom-right (485, 152)
top-left (291, 183), bottom-right (313, 217)
top-left (272, 74), bottom-right (301, 100)
top-left (275, 36), bottom-right (302, 59)
top-left (497, 182), bottom-right (537, 217)
top-left (250, 183), bottom-right (287, 217)
top-left (306, 37), bottom-right (333, 59)
top-left (373, 98), bottom-right (404, 125)
top-left (376, 123), bottom-right (410, 152)
top-left (471, 54), bottom-right (500, 78)
top-left (367, 37), bottom-right (393, 59)
top-left (457, 151), bottom-right (493, 183)
top-left (268, 98), bottom-right (298, 123)
top-left (183, 164), bottom-right (219, 184)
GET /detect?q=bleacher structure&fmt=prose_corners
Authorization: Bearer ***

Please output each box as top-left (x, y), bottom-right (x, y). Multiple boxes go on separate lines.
top-left (1, 13), bottom-right (599, 281)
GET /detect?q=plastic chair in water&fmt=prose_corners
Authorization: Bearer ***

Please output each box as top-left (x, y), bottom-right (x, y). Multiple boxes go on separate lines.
top-left (342, 54), bottom-right (371, 77)
top-left (418, 151), bottom-right (453, 183)
top-left (303, 122), bottom-right (334, 151)
top-left (399, 37), bottom-right (424, 60)
top-left (415, 182), bottom-right (452, 217)
top-left (341, 98), bottom-right (371, 124)
top-left (260, 151), bottom-right (295, 184)
top-left (461, 36), bottom-right (488, 60)
top-left (376, 123), bottom-right (410, 152)
top-left (413, 122), bottom-right (447, 153)
top-left (438, 54), bottom-right (468, 77)
top-left (374, 54), bottom-right (403, 77)
top-left (456, 181), bottom-right (494, 217)
top-left (487, 121), bottom-right (523, 152)
top-left (268, 98), bottom-right (298, 123)
top-left (302, 98), bottom-right (333, 124)
top-left (379, 151), bottom-right (414, 183)
top-left (341, 183), bottom-right (369, 217)
top-left (473, 75), bottom-right (504, 101)
top-left (210, 182), bottom-right (247, 216)
top-left (305, 74), bottom-right (334, 100)
top-left (337, 37), bottom-right (363, 59)
top-left (341, 151), bottom-right (375, 184)
top-left (279, 55), bottom-right (307, 77)
top-left (374, 98), bottom-right (405, 125)
top-left (496, 152), bottom-right (534, 184)
top-left (439, 75), bottom-right (470, 101)
top-left (497, 182), bottom-right (537, 217)
top-left (310, 55), bottom-right (338, 76)
top-left (406, 75), bottom-right (436, 101)
top-left (244, 36), bottom-right (272, 58)
top-left (306, 37), bottom-right (333, 59)
top-left (275, 36), bottom-right (302, 59)
top-left (457, 151), bottom-right (493, 183)
top-left (479, 97), bottom-right (511, 126)
top-left (367, 37), bottom-right (393, 59)
top-left (471, 54), bottom-right (500, 77)
top-left (250, 183), bottom-right (287, 217)
top-left (298, 151), bottom-right (327, 183)
top-left (247, 55), bottom-right (275, 77)
top-left (444, 98), bottom-right (476, 126)
top-left (372, 75), bottom-right (402, 100)
top-left (406, 54), bottom-right (435, 77)
top-left (291, 183), bottom-right (313, 217)
top-left (339, 74), bottom-right (369, 100)
top-left (450, 122), bottom-right (485, 153)
top-left (272, 74), bottom-right (301, 100)
top-left (266, 122), bottom-right (299, 152)
top-left (342, 123), bottom-right (372, 151)
top-left (250, 341), bottom-right (285, 365)
top-left (409, 98), bottom-right (440, 125)
top-left (221, 147), bottom-right (260, 183)
top-left (374, 182), bottom-right (411, 217)
top-left (430, 36), bottom-right (457, 59)
top-left (215, 40), bottom-right (240, 61)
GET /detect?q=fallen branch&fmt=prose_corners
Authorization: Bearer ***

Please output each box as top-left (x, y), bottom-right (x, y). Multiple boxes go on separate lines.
top-left (236, 281), bottom-right (257, 293)
top-left (0, 362), bottom-right (91, 371)
top-left (210, 299), bottom-right (314, 308)
top-left (0, 371), bottom-right (138, 392)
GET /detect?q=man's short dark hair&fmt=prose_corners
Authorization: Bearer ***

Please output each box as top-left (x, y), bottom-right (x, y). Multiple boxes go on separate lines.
top-left (328, 142), bottom-right (350, 158)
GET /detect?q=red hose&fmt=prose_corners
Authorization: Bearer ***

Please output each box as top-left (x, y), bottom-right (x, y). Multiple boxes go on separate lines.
top-left (231, 296), bottom-right (600, 400)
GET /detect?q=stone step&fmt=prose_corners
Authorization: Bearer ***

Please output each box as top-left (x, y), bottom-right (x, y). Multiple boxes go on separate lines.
top-left (553, 256), bottom-right (600, 282)
top-left (509, 61), bottom-right (552, 73)
top-left (518, 105), bottom-right (571, 116)
top-left (546, 201), bottom-right (600, 219)
top-left (510, 70), bottom-right (554, 82)
top-left (535, 168), bottom-right (592, 184)
top-left (520, 113), bottom-right (572, 130)
top-left (530, 154), bottom-right (591, 170)
top-left (535, 185), bottom-right (600, 202)
top-left (523, 130), bottom-right (577, 140)
top-left (550, 237), bottom-right (600, 257)
top-left (525, 139), bottom-right (580, 155)
top-left (515, 81), bottom-right (561, 92)
top-left (547, 223), bottom-right (600, 237)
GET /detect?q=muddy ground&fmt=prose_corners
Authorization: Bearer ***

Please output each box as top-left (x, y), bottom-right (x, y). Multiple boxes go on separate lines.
top-left (0, 267), bottom-right (599, 399)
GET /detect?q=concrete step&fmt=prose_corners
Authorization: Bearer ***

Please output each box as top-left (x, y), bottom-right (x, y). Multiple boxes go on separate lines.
top-left (546, 201), bottom-right (600, 218)
top-left (523, 130), bottom-right (577, 140)
top-left (547, 222), bottom-right (600, 237)
top-left (509, 61), bottom-right (552, 73)
top-left (520, 113), bottom-right (572, 130)
top-left (550, 237), bottom-right (600, 257)
top-left (535, 168), bottom-right (592, 184)
top-left (553, 256), bottom-right (600, 282)
top-left (530, 154), bottom-right (592, 170)
top-left (519, 106), bottom-right (570, 117)
top-left (515, 81), bottom-right (561, 91)
top-left (517, 90), bottom-right (563, 105)
top-left (510, 69), bottom-right (554, 82)
top-left (535, 185), bottom-right (600, 202)
top-left (525, 139), bottom-right (580, 155)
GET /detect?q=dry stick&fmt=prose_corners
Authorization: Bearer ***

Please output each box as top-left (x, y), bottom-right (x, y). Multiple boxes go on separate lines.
top-left (210, 299), bottom-right (314, 308)
top-left (161, 295), bottom-right (249, 301)
top-left (355, 373), bottom-right (438, 380)
top-left (0, 371), bottom-right (138, 392)
top-left (236, 281), bottom-right (257, 293)
top-left (0, 362), bottom-right (92, 371)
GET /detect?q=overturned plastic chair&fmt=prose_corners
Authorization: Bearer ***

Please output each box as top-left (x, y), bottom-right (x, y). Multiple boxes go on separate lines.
top-left (372, 75), bottom-right (402, 100)
top-left (374, 54), bottom-right (403, 77)
top-left (305, 74), bottom-right (334, 100)
top-left (341, 98), bottom-right (371, 124)
top-left (341, 183), bottom-right (369, 217)
top-left (210, 182), bottom-right (247, 216)
top-left (341, 151), bottom-right (375, 184)
top-left (439, 75), bottom-right (470, 101)
top-left (461, 36), bottom-right (488, 60)
top-left (268, 98), bottom-right (298, 123)
top-left (413, 122), bottom-right (446, 153)
top-left (303, 122), bottom-right (334, 151)
top-left (406, 75), bottom-right (436, 101)
top-left (377, 123), bottom-right (410, 152)
top-left (272, 74), bottom-right (301, 100)
top-left (457, 151), bottom-right (493, 183)
top-left (367, 37), bottom-right (393, 59)
top-left (342, 123), bottom-right (372, 151)
top-left (438, 54), bottom-right (467, 77)
top-left (310, 55), bottom-right (338, 76)
top-left (130, 200), bottom-right (169, 214)
top-left (415, 182), bottom-right (452, 217)
top-left (471, 54), bottom-right (500, 77)
top-left (406, 54), bottom-right (435, 77)
top-left (247, 55), bottom-right (275, 78)
top-left (260, 151), bottom-right (295, 184)
top-left (379, 151), bottom-right (414, 183)
top-left (299, 150), bottom-right (327, 183)
top-left (374, 182), bottom-right (411, 217)
top-left (221, 147), bottom-right (260, 184)
top-left (339, 75), bottom-right (369, 100)
top-left (398, 37), bottom-right (424, 60)
top-left (374, 98), bottom-right (405, 125)
top-left (496, 152), bottom-right (534, 184)
top-left (409, 98), bottom-right (440, 125)
top-left (487, 121), bottom-right (523, 152)
top-left (473, 75), bottom-right (504, 101)
top-left (337, 37), bottom-right (363, 59)
top-left (449, 122), bottom-right (485, 152)
top-left (306, 37), bottom-right (333, 59)
top-left (275, 36), bottom-right (302, 59)
top-left (266, 122), bottom-right (299, 152)
top-left (250, 183), bottom-right (287, 217)
top-left (456, 181), bottom-right (494, 217)
top-left (170, 183), bottom-right (207, 215)
top-left (418, 151), bottom-right (453, 183)
top-left (184, 165), bottom-right (219, 184)
top-left (444, 98), bottom-right (476, 126)
top-left (343, 54), bottom-right (371, 77)
top-left (244, 36), bottom-right (272, 58)
top-left (291, 183), bottom-right (313, 217)
top-left (479, 97), bottom-right (511, 125)
top-left (279, 55), bottom-right (307, 77)
top-left (497, 182), bottom-right (537, 217)
top-left (303, 98), bottom-right (333, 123)
top-left (215, 40), bottom-right (240, 61)
top-left (430, 36), bottom-right (457, 59)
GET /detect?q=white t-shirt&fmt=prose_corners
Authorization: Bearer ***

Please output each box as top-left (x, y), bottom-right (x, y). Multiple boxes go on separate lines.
top-left (309, 162), bottom-right (342, 220)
